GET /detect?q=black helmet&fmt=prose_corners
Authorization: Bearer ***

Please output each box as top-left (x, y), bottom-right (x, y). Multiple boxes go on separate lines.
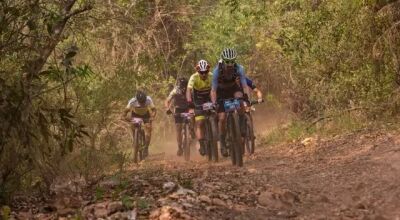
top-left (177, 77), bottom-right (188, 90)
top-left (136, 90), bottom-right (147, 104)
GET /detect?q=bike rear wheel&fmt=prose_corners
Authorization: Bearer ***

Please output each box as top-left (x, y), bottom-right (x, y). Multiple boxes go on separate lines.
top-left (205, 120), bottom-right (212, 162)
top-left (209, 115), bottom-right (219, 162)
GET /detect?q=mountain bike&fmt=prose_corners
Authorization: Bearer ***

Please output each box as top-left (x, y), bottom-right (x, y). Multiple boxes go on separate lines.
top-left (242, 100), bottom-right (264, 155)
top-left (131, 117), bottom-right (146, 163)
top-left (174, 112), bottom-right (195, 161)
top-left (198, 102), bottom-right (219, 162)
top-left (222, 98), bottom-right (245, 167)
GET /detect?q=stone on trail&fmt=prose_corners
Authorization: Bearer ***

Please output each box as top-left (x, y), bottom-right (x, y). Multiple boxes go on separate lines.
top-left (212, 198), bottom-right (226, 207)
top-left (198, 195), bottom-right (212, 204)
top-left (162, 182), bottom-right (177, 193)
top-left (258, 187), bottom-right (300, 209)
top-left (107, 201), bottom-right (124, 215)
top-left (175, 186), bottom-right (196, 196)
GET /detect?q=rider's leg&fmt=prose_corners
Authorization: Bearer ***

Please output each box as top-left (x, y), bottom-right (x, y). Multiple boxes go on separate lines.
top-left (175, 123), bottom-right (183, 156)
top-left (195, 116), bottom-right (206, 156)
top-left (234, 91), bottom-right (247, 142)
top-left (144, 122), bottom-right (152, 156)
top-left (218, 112), bottom-right (228, 157)
top-left (234, 91), bottom-right (246, 137)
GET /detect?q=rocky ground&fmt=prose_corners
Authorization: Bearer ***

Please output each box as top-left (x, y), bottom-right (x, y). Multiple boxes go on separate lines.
top-left (6, 128), bottom-right (400, 220)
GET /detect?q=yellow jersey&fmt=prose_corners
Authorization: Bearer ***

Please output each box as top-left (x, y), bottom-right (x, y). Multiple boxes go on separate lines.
top-left (188, 72), bottom-right (212, 103)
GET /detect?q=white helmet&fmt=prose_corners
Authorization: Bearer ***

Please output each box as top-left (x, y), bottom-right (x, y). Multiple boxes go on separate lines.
top-left (221, 48), bottom-right (237, 61)
top-left (196, 59), bottom-right (210, 72)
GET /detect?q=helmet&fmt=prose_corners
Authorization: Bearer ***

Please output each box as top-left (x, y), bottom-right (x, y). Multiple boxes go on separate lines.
top-left (177, 77), bottom-right (188, 89)
top-left (221, 48), bottom-right (237, 61)
top-left (136, 90), bottom-right (147, 104)
top-left (195, 60), bottom-right (210, 72)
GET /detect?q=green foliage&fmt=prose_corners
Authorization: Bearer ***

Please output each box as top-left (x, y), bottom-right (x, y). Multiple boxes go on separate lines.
top-left (1, 206), bottom-right (11, 220)
top-left (262, 121), bottom-right (310, 145)
top-left (121, 195), bottom-right (134, 209)
top-left (136, 197), bottom-right (149, 210)
top-left (95, 186), bottom-right (105, 201)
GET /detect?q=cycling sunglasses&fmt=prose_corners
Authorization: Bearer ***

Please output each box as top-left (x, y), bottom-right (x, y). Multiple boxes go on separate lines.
top-left (223, 60), bottom-right (236, 64)
top-left (198, 70), bottom-right (209, 75)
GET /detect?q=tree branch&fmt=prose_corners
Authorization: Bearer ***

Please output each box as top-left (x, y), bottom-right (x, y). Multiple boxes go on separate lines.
top-left (65, 4), bottom-right (93, 20)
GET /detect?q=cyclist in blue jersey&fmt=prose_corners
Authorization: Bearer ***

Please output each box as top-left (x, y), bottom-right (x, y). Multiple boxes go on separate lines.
top-left (211, 48), bottom-right (251, 157)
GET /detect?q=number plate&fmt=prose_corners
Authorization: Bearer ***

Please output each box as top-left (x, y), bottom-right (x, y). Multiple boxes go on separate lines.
top-left (131, 117), bottom-right (143, 124)
top-left (180, 112), bottom-right (193, 118)
top-left (224, 99), bottom-right (241, 112)
top-left (202, 102), bottom-right (214, 110)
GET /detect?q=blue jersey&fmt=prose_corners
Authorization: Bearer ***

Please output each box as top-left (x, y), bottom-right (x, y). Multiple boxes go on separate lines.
top-left (246, 77), bottom-right (256, 90)
top-left (211, 61), bottom-right (247, 90)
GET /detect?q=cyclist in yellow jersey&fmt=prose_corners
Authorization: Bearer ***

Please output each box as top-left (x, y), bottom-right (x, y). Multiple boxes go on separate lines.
top-left (186, 60), bottom-right (213, 156)
top-left (121, 90), bottom-right (157, 157)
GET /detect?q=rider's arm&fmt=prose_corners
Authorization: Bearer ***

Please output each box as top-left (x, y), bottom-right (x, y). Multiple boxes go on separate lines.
top-left (121, 99), bottom-right (135, 121)
top-left (150, 107), bottom-right (157, 118)
top-left (165, 89), bottom-right (175, 110)
top-left (211, 67), bottom-right (219, 104)
top-left (238, 66), bottom-right (251, 100)
top-left (147, 97), bottom-right (157, 119)
top-left (121, 108), bottom-right (131, 121)
top-left (186, 87), bottom-right (193, 103)
top-left (187, 75), bottom-right (195, 103)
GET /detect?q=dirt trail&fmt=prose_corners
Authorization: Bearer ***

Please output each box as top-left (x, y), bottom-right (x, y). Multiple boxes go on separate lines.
top-left (8, 122), bottom-right (400, 219)
top-left (139, 129), bottom-right (400, 220)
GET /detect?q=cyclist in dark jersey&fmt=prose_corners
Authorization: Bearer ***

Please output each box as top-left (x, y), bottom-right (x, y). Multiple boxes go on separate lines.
top-left (165, 77), bottom-right (190, 156)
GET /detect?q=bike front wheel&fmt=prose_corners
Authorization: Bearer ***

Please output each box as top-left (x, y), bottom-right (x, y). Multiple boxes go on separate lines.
top-left (183, 123), bottom-right (190, 161)
top-left (133, 128), bottom-right (140, 163)
top-left (227, 113), bottom-right (243, 167)
top-left (138, 129), bottom-right (146, 161)
top-left (208, 115), bottom-right (219, 162)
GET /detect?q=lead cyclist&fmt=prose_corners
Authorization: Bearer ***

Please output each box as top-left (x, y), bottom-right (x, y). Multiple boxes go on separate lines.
top-left (210, 48), bottom-right (251, 157)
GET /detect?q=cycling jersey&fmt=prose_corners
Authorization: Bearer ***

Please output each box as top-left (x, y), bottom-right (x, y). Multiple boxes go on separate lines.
top-left (127, 96), bottom-right (155, 116)
top-left (167, 87), bottom-right (188, 109)
top-left (211, 61), bottom-right (247, 91)
top-left (188, 72), bottom-right (213, 105)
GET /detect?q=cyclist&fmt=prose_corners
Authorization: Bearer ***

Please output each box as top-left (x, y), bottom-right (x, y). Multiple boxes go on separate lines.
top-left (211, 48), bottom-right (251, 157)
top-left (122, 90), bottom-right (157, 159)
top-left (164, 77), bottom-right (190, 156)
top-left (187, 60), bottom-right (213, 156)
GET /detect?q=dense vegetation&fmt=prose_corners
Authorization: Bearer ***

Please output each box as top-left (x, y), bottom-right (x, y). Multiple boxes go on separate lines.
top-left (1, 0), bottom-right (400, 204)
